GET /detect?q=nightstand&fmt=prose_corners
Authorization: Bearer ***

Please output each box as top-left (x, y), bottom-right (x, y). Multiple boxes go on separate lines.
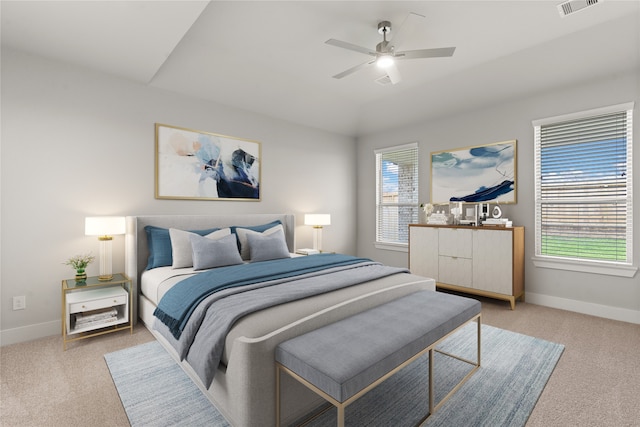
top-left (61, 273), bottom-right (133, 350)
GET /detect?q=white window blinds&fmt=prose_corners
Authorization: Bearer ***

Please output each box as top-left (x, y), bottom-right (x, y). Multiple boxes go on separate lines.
top-left (533, 103), bottom-right (633, 264)
top-left (375, 143), bottom-right (419, 246)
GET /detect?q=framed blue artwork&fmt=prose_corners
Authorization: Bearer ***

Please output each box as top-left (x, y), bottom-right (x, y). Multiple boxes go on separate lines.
top-left (430, 140), bottom-right (517, 204)
top-left (155, 123), bottom-right (261, 201)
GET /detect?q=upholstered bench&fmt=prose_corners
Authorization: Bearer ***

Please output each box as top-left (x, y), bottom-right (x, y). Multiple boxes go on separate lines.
top-left (275, 290), bottom-right (481, 427)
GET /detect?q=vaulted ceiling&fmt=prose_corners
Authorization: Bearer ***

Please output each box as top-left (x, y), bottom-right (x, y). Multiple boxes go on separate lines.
top-left (2, 1), bottom-right (639, 137)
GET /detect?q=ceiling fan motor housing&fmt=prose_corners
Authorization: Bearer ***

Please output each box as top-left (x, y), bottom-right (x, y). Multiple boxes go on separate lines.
top-left (376, 40), bottom-right (392, 54)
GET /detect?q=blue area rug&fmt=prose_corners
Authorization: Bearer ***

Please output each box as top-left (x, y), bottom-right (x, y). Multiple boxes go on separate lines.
top-left (104, 324), bottom-right (563, 427)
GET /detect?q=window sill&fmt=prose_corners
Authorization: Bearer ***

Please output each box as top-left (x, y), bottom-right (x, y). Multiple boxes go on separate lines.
top-left (532, 256), bottom-right (637, 278)
top-left (375, 242), bottom-right (409, 253)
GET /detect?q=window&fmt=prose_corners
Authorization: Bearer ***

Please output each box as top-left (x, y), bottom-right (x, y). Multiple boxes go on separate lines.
top-left (375, 143), bottom-right (419, 249)
top-left (533, 102), bottom-right (634, 274)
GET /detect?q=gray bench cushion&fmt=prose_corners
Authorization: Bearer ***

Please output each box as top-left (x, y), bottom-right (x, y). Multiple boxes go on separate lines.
top-left (275, 290), bottom-right (480, 402)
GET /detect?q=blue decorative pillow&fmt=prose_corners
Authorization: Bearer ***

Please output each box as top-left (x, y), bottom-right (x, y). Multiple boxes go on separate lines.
top-left (145, 225), bottom-right (219, 270)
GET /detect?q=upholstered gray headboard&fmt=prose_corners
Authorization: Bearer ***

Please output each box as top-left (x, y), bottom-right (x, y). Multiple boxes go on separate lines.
top-left (124, 214), bottom-right (296, 323)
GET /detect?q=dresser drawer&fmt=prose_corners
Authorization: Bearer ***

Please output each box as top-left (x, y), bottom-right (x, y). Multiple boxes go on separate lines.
top-left (438, 228), bottom-right (472, 258)
top-left (438, 255), bottom-right (472, 287)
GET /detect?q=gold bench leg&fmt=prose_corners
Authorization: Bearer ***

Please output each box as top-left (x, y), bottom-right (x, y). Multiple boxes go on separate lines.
top-left (429, 348), bottom-right (434, 415)
top-left (276, 365), bottom-right (281, 427)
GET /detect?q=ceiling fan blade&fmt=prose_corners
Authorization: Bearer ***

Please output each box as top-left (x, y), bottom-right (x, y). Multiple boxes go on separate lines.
top-left (396, 47), bottom-right (456, 59)
top-left (389, 12), bottom-right (425, 50)
top-left (385, 63), bottom-right (402, 85)
top-left (325, 39), bottom-right (377, 57)
top-left (332, 59), bottom-right (376, 79)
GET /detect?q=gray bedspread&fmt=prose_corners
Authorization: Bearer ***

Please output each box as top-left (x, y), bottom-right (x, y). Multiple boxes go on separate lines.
top-left (153, 260), bottom-right (408, 388)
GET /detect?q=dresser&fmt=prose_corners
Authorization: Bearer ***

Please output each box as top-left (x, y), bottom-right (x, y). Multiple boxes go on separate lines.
top-left (409, 224), bottom-right (524, 309)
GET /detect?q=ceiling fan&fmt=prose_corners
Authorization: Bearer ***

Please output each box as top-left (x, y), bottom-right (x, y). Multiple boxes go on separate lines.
top-left (325, 12), bottom-right (455, 85)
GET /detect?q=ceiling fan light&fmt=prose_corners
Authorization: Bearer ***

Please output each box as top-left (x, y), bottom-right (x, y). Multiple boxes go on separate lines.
top-left (376, 55), bottom-right (394, 68)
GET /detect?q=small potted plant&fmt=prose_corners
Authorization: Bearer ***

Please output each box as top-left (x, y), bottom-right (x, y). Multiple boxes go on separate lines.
top-left (64, 253), bottom-right (95, 282)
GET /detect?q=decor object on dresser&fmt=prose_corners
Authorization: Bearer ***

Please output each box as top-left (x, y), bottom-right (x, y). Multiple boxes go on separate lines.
top-left (304, 213), bottom-right (331, 252)
top-left (85, 216), bottom-right (126, 281)
top-left (430, 140), bottom-right (517, 204)
top-left (62, 273), bottom-right (132, 350)
top-left (409, 224), bottom-right (524, 309)
top-left (155, 123), bottom-right (261, 201)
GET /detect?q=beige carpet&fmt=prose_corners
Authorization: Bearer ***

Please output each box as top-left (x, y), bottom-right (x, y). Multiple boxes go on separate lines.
top-left (1, 297), bottom-right (639, 427)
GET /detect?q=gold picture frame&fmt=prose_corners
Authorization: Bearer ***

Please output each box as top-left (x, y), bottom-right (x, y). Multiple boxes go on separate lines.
top-left (155, 123), bottom-right (261, 201)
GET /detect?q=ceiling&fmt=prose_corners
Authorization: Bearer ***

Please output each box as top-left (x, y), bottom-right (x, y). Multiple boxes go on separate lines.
top-left (2, 1), bottom-right (639, 137)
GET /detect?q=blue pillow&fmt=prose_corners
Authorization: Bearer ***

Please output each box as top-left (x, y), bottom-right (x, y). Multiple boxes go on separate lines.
top-left (145, 225), bottom-right (219, 270)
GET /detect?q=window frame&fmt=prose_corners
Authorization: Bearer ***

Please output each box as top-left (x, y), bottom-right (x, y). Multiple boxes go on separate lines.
top-left (532, 102), bottom-right (636, 277)
top-left (374, 142), bottom-right (419, 252)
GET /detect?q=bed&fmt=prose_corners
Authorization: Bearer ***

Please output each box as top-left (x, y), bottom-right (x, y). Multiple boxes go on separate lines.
top-left (125, 214), bottom-right (436, 426)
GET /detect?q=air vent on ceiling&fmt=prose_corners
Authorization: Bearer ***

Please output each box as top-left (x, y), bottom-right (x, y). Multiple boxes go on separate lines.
top-left (375, 75), bottom-right (392, 86)
top-left (557, 0), bottom-right (600, 17)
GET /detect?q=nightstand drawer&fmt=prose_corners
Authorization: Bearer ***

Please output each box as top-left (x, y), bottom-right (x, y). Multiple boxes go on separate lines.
top-left (69, 294), bottom-right (127, 314)
top-left (66, 286), bottom-right (128, 314)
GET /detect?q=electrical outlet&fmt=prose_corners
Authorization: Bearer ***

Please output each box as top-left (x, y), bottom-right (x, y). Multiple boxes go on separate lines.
top-left (13, 296), bottom-right (26, 310)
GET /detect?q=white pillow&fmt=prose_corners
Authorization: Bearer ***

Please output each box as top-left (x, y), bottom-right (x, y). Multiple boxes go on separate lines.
top-left (169, 228), bottom-right (231, 268)
top-left (235, 224), bottom-right (285, 260)
top-left (190, 233), bottom-right (244, 270)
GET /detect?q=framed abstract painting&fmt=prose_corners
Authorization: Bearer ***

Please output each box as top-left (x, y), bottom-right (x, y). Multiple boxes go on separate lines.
top-left (430, 140), bottom-right (517, 204)
top-left (155, 123), bottom-right (261, 201)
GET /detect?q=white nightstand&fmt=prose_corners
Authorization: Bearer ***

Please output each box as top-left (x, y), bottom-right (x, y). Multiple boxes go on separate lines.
top-left (61, 273), bottom-right (133, 350)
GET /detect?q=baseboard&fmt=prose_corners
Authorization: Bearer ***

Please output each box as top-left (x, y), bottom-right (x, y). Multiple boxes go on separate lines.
top-left (0, 320), bottom-right (60, 346)
top-left (526, 292), bottom-right (640, 325)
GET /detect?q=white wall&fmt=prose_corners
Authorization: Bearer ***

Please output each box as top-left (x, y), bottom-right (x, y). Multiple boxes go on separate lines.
top-left (356, 70), bottom-right (639, 324)
top-left (0, 48), bottom-right (356, 345)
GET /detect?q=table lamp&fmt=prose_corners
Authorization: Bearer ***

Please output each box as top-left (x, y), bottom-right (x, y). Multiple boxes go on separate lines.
top-left (85, 216), bottom-right (126, 281)
top-left (304, 214), bottom-right (331, 252)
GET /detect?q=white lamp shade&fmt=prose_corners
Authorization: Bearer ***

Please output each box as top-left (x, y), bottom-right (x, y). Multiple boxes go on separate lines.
top-left (85, 216), bottom-right (126, 237)
top-left (304, 214), bottom-right (331, 226)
